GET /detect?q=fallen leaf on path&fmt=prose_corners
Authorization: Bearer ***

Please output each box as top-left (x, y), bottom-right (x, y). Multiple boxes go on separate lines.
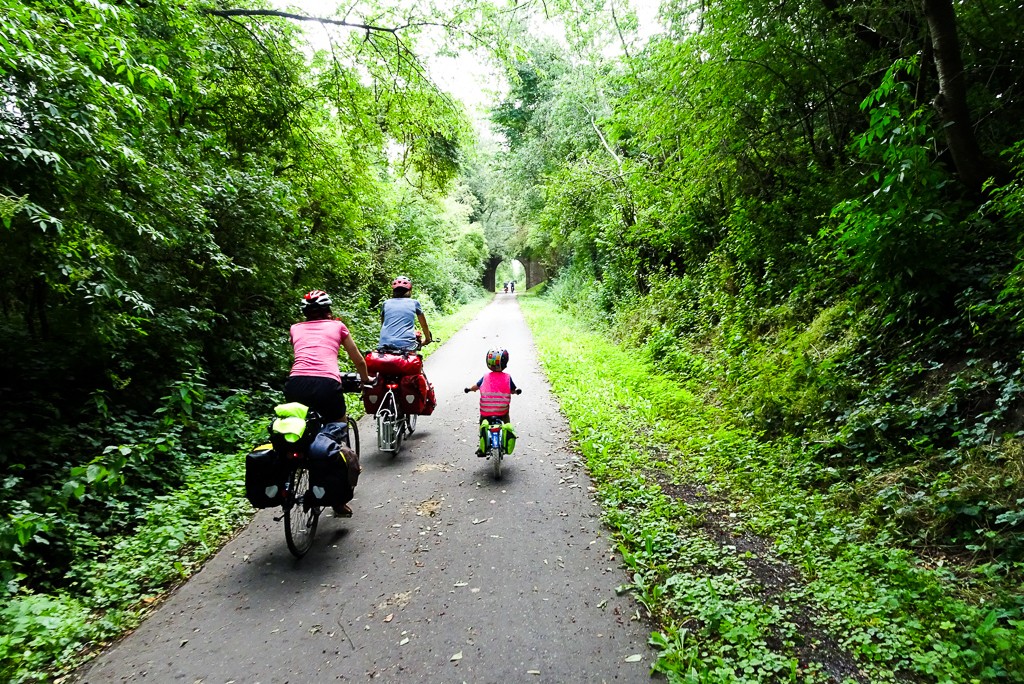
top-left (384, 614), bottom-right (394, 623)
top-left (179, 639), bottom-right (188, 648)
top-left (399, 637), bottom-right (410, 646)
top-left (625, 654), bottom-right (643, 662)
top-left (453, 582), bottom-right (468, 587)
top-left (450, 651), bottom-right (463, 662)
top-left (527, 670), bottom-right (541, 675)
top-left (308, 624), bottom-right (322, 635)
top-left (471, 518), bottom-right (489, 525)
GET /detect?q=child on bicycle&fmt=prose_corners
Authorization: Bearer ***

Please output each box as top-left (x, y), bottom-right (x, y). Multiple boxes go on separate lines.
top-left (464, 348), bottom-right (520, 456)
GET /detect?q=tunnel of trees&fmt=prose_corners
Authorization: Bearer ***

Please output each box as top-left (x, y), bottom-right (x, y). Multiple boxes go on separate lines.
top-left (2, 0), bottom-right (1024, 680)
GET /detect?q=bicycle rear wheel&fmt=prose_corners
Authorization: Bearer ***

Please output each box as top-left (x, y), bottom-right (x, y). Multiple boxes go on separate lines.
top-left (491, 447), bottom-right (502, 479)
top-left (284, 466), bottom-right (320, 558)
top-left (346, 416), bottom-right (360, 456)
top-left (405, 413), bottom-right (417, 435)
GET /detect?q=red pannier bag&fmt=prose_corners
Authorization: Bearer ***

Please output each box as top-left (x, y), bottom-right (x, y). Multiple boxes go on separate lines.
top-left (398, 374), bottom-right (437, 415)
top-left (365, 351), bottom-right (422, 376)
top-left (362, 375), bottom-right (385, 414)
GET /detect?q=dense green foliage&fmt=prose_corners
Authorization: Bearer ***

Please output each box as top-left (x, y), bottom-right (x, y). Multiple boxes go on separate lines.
top-left (523, 293), bottom-right (1023, 682)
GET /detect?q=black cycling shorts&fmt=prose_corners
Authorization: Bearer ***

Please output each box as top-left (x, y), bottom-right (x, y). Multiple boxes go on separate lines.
top-left (284, 375), bottom-right (346, 421)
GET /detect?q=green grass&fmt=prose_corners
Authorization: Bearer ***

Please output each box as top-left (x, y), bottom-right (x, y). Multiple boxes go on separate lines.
top-left (520, 293), bottom-right (1024, 683)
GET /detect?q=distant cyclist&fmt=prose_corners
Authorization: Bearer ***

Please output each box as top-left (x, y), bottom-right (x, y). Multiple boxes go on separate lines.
top-left (378, 275), bottom-right (432, 351)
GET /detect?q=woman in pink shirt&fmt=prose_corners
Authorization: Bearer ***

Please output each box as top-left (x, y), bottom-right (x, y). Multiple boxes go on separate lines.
top-left (285, 290), bottom-right (371, 422)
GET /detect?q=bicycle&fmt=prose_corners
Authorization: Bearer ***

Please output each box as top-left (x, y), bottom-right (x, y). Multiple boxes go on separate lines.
top-left (276, 373), bottom-right (361, 558)
top-left (466, 387), bottom-right (522, 479)
top-left (366, 339), bottom-right (433, 456)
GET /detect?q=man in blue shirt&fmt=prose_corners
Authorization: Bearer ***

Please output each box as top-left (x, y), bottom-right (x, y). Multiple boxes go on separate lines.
top-left (378, 275), bottom-right (433, 351)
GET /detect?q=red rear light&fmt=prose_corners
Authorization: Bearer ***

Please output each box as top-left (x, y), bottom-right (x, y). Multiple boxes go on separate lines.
top-left (387, 383), bottom-right (399, 390)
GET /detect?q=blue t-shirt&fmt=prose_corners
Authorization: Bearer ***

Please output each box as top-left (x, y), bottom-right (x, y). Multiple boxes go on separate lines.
top-left (378, 297), bottom-right (423, 350)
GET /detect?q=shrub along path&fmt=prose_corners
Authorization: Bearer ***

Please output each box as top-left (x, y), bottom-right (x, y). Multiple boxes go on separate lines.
top-left (74, 294), bottom-right (655, 682)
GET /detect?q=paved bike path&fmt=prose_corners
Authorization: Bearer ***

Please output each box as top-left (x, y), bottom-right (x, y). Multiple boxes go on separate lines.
top-left (76, 295), bottom-right (654, 683)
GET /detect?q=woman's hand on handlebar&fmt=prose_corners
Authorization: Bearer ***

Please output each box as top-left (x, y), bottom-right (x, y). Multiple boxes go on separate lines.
top-left (515, 388), bottom-right (522, 395)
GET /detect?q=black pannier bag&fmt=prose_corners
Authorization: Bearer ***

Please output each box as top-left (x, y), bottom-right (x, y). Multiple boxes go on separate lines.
top-left (307, 422), bottom-right (359, 509)
top-left (245, 445), bottom-right (286, 508)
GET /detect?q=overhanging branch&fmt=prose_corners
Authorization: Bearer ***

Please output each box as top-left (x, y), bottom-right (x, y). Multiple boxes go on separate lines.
top-left (203, 8), bottom-right (406, 34)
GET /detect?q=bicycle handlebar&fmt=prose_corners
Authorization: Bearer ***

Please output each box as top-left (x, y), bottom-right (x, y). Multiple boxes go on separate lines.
top-left (464, 387), bottom-right (522, 394)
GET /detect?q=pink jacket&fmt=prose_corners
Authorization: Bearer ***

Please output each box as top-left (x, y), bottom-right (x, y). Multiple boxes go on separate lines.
top-left (480, 371), bottom-right (512, 417)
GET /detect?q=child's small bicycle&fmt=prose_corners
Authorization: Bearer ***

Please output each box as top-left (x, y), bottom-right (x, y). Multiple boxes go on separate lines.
top-left (466, 387), bottom-right (521, 479)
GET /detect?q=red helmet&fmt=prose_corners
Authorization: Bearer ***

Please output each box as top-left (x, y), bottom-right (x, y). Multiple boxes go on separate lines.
top-left (301, 289), bottom-right (332, 311)
top-left (391, 275), bottom-right (412, 292)
top-left (486, 348), bottom-right (509, 371)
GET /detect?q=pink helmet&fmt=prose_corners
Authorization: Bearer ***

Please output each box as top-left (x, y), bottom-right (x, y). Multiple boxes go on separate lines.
top-left (391, 275), bottom-right (412, 292)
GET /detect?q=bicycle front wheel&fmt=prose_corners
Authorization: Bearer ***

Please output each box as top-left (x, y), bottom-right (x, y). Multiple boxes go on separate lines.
top-left (284, 466), bottom-right (320, 558)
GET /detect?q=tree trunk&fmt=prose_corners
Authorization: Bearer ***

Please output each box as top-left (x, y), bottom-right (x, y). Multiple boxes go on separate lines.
top-left (921, 0), bottom-right (991, 192)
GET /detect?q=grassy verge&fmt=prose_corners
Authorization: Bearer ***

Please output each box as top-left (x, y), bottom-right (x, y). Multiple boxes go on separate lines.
top-left (520, 293), bottom-right (1023, 683)
top-left (0, 295), bottom-right (491, 684)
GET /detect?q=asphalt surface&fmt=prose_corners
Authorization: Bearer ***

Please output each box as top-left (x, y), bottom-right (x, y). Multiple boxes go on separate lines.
top-left (76, 294), bottom-right (654, 683)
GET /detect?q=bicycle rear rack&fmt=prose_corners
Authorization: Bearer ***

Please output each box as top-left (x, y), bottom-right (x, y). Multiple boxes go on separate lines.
top-left (376, 388), bottom-right (401, 451)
